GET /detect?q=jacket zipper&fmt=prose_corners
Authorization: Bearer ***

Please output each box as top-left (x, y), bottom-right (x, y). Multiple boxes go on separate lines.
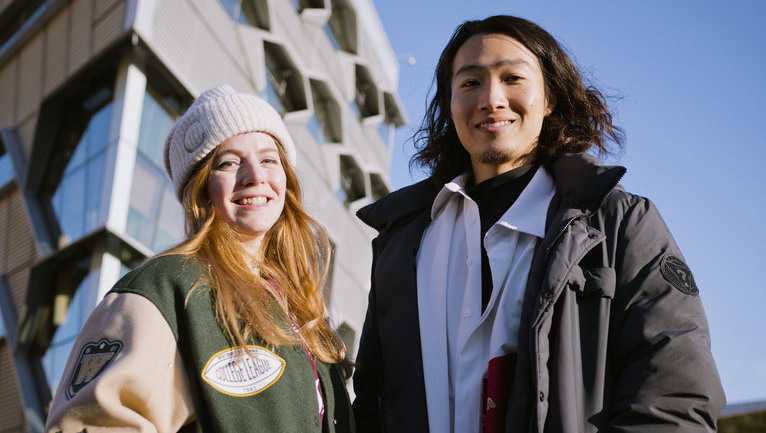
top-left (544, 178), bottom-right (623, 258)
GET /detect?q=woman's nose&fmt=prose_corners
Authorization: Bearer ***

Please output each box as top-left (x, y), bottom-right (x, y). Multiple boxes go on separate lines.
top-left (239, 161), bottom-right (264, 185)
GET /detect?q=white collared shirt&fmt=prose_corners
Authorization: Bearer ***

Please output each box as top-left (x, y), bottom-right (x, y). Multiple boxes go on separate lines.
top-left (416, 166), bottom-right (555, 433)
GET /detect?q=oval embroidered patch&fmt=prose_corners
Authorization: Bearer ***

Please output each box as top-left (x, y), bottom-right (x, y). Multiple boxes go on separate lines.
top-left (660, 255), bottom-right (699, 296)
top-left (201, 346), bottom-right (286, 396)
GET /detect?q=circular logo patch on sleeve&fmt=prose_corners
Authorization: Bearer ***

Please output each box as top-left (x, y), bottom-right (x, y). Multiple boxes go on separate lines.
top-left (202, 346), bottom-right (285, 397)
top-left (660, 255), bottom-right (698, 296)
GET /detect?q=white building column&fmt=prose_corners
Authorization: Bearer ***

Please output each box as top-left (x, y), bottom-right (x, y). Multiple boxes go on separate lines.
top-left (86, 56), bottom-right (147, 312)
top-left (102, 56), bottom-right (146, 234)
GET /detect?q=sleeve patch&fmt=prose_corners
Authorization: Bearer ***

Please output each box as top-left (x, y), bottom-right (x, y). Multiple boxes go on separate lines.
top-left (660, 255), bottom-right (698, 296)
top-left (65, 339), bottom-right (123, 400)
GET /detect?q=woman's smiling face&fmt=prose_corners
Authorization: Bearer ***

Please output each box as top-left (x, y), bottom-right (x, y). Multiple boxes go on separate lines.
top-left (207, 132), bottom-right (287, 253)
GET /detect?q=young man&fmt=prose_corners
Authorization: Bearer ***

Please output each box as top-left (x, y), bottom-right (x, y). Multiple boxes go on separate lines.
top-left (352, 15), bottom-right (725, 433)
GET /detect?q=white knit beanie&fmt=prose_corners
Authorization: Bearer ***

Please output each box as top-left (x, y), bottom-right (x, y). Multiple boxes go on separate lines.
top-left (164, 84), bottom-right (297, 200)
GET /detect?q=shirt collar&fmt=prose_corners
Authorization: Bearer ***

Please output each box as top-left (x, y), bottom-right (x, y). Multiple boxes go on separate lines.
top-left (430, 173), bottom-right (472, 220)
top-left (430, 167), bottom-right (554, 238)
top-left (497, 166), bottom-right (554, 238)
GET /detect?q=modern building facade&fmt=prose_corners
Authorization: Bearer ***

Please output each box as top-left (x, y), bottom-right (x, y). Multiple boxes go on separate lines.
top-left (0, 0), bottom-right (405, 431)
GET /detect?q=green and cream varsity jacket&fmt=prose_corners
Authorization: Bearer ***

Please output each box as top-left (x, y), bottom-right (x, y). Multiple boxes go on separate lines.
top-left (46, 255), bottom-right (353, 433)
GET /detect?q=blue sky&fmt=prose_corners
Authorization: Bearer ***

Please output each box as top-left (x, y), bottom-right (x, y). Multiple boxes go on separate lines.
top-left (373, 0), bottom-right (766, 405)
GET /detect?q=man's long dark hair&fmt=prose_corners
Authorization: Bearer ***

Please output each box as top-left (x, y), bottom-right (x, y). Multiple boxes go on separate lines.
top-left (412, 15), bottom-right (624, 184)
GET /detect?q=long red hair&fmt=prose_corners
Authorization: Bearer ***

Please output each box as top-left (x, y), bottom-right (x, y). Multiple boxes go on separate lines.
top-left (164, 139), bottom-right (347, 367)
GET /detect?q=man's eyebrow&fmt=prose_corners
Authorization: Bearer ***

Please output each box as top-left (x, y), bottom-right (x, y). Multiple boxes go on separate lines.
top-left (454, 58), bottom-right (531, 77)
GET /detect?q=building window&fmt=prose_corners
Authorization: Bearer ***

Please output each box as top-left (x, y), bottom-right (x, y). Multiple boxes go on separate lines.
top-left (263, 42), bottom-right (307, 114)
top-left (325, 0), bottom-right (356, 53)
top-left (51, 102), bottom-right (112, 246)
top-left (308, 79), bottom-right (341, 144)
top-left (0, 306), bottom-right (5, 339)
top-left (0, 144), bottom-right (13, 188)
top-left (369, 172), bottom-right (389, 201)
top-left (218, 0), bottom-right (269, 29)
top-left (351, 64), bottom-right (379, 120)
top-left (378, 92), bottom-right (405, 148)
top-left (289, 0), bottom-right (325, 11)
top-left (126, 89), bottom-right (184, 252)
top-left (335, 154), bottom-right (365, 204)
top-left (41, 274), bottom-right (90, 394)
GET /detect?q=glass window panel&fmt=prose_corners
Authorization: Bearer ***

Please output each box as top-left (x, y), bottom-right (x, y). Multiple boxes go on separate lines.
top-left (153, 186), bottom-right (184, 251)
top-left (54, 167), bottom-right (86, 241)
top-left (85, 104), bottom-right (112, 157)
top-left (218, 0), bottom-right (265, 27)
top-left (126, 208), bottom-right (150, 246)
top-left (354, 67), bottom-right (378, 119)
top-left (129, 87), bottom-right (185, 253)
top-left (85, 153), bottom-right (105, 233)
top-left (218, 0), bottom-right (240, 21)
top-left (310, 84), bottom-right (339, 143)
top-left (240, 1), bottom-right (264, 27)
top-left (70, 103), bottom-right (111, 169)
top-left (348, 100), bottom-right (360, 120)
top-left (137, 92), bottom-right (175, 168)
top-left (378, 122), bottom-right (391, 148)
top-left (262, 77), bottom-right (286, 115)
top-left (264, 43), bottom-right (305, 113)
top-left (324, 24), bottom-right (341, 51)
top-left (290, 0), bottom-right (323, 11)
top-left (307, 116), bottom-right (326, 144)
top-left (66, 136), bottom-right (87, 174)
top-left (127, 158), bottom-right (161, 247)
top-left (129, 159), bottom-right (160, 217)
top-left (334, 185), bottom-right (348, 204)
top-left (338, 155), bottom-right (365, 203)
top-left (52, 102), bottom-right (111, 244)
top-left (42, 276), bottom-right (89, 394)
top-left (153, 229), bottom-right (178, 253)
top-left (0, 152), bottom-right (12, 187)
top-left (327, 0), bottom-right (347, 51)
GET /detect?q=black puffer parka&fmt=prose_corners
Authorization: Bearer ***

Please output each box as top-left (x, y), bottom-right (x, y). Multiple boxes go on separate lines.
top-left (353, 153), bottom-right (725, 433)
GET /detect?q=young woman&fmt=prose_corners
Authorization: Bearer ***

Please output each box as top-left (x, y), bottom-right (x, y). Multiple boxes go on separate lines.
top-left (46, 85), bottom-right (353, 432)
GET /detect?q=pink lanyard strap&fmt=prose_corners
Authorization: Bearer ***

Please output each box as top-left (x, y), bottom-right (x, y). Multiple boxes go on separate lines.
top-left (288, 314), bottom-right (325, 424)
top-left (268, 280), bottom-right (325, 427)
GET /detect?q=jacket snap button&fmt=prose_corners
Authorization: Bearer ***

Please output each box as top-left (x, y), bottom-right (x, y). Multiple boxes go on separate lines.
top-left (588, 232), bottom-right (597, 239)
top-left (539, 392), bottom-right (545, 401)
top-left (543, 291), bottom-right (552, 300)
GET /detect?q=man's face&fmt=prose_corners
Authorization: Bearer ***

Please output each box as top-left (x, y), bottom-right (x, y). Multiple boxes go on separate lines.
top-left (450, 33), bottom-right (551, 183)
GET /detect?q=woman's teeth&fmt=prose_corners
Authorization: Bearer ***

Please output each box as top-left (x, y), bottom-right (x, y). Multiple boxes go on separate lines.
top-left (237, 197), bottom-right (267, 205)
